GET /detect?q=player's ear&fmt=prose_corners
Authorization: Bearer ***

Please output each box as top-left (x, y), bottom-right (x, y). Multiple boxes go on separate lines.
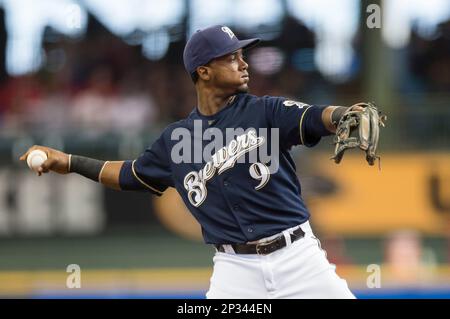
top-left (197, 66), bottom-right (211, 81)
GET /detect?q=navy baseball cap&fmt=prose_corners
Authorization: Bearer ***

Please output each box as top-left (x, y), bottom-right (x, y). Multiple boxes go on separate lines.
top-left (183, 25), bottom-right (260, 75)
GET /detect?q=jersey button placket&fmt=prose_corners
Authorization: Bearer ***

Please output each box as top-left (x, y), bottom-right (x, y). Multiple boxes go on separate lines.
top-left (221, 176), bottom-right (250, 240)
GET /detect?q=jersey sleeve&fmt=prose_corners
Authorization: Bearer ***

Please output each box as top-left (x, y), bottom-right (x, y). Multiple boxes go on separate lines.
top-left (263, 96), bottom-right (332, 148)
top-left (119, 130), bottom-right (174, 196)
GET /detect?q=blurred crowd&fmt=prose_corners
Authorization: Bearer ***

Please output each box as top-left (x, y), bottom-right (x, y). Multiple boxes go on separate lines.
top-left (0, 16), bottom-right (323, 136)
top-left (408, 20), bottom-right (450, 93)
top-left (0, 16), bottom-right (448, 136)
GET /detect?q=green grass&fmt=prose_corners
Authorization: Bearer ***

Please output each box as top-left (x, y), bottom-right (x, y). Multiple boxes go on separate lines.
top-left (0, 227), bottom-right (213, 270)
top-left (0, 228), bottom-right (447, 270)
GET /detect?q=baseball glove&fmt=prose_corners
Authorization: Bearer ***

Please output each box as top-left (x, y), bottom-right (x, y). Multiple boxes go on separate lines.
top-left (331, 102), bottom-right (387, 166)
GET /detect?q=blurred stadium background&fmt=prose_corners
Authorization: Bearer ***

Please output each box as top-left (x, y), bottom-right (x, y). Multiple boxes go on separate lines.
top-left (0, 0), bottom-right (449, 299)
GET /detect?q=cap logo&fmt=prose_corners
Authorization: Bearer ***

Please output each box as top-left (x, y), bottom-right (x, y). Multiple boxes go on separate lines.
top-left (221, 26), bottom-right (235, 40)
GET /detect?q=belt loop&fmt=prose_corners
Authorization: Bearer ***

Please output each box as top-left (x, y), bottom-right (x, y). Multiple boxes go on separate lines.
top-left (282, 230), bottom-right (292, 246)
top-left (222, 244), bottom-right (235, 254)
top-left (299, 220), bottom-right (312, 233)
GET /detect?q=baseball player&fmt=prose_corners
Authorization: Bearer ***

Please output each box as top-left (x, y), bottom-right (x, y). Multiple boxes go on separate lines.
top-left (20, 25), bottom-right (382, 298)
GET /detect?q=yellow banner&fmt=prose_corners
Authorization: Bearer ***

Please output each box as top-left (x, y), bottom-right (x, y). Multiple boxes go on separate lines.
top-left (308, 152), bottom-right (450, 235)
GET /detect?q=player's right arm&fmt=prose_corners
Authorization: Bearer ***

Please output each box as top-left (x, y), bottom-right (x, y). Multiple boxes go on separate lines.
top-left (19, 145), bottom-right (123, 190)
top-left (20, 133), bottom-right (173, 196)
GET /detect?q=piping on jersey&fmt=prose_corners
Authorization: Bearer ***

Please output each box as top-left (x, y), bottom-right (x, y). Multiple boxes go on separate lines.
top-left (131, 160), bottom-right (164, 195)
top-left (299, 105), bottom-right (313, 145)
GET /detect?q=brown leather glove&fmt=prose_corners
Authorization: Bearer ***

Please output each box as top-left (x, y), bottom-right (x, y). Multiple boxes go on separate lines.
top-left (331, 102), bottom-right (387, 166)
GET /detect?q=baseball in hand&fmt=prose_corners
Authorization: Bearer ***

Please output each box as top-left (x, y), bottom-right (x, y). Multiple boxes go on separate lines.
top-left (26, 149), bottom-right (47, 172)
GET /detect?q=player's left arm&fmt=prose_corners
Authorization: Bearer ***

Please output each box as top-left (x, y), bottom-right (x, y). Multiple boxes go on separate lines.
top-left (321, 105), bottom-right (365, 133)
top-left (321, 106), bottom-right (340, 133)
top-left (264, 97), bottom-right (363, 149)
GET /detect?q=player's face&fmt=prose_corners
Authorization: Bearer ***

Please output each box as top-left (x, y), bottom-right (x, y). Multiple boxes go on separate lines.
top-left (208, 49), bottom-right (250, 93)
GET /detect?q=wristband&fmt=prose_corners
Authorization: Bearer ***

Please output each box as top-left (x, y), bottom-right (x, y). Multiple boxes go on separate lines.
top-left (69, 155), bottom-right (106, 182)
top-left (330, 106), bottom-right (348, 126)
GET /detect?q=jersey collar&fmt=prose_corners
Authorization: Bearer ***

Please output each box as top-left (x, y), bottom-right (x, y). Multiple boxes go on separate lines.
top-left (191, 94), bottom-right (240, 121)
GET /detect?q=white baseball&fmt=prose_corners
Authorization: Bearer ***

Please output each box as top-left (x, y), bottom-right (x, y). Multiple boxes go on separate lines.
top-left (26, 149), bottom-right (48, 172)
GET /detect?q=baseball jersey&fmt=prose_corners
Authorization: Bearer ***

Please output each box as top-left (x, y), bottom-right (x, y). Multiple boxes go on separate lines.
top-left (119, 93), bottom-right (331, 244)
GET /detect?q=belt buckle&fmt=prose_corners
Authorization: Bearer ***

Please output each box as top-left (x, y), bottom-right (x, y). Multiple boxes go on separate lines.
top-left (255, 237), bottom-right (280, 255)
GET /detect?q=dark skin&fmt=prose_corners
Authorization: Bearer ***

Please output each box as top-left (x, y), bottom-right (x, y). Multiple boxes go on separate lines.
top-left (195, 49), bottom-right (250, 116)
top-left (19, 49), bottom-right (361, 187)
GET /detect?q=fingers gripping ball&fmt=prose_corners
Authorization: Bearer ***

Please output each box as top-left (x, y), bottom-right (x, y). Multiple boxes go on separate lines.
top-left (26, 149), bottom-right (48, 172)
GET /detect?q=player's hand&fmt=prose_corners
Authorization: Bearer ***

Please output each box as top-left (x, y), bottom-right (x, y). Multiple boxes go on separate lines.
top-left (19, 145), bottom-right (70, 176)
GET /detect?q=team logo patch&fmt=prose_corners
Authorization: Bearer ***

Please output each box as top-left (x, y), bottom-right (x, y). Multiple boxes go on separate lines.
top-left (283, 100), bottom-right (308, 109)
top-left (221, 26), bottom-right (235, 39)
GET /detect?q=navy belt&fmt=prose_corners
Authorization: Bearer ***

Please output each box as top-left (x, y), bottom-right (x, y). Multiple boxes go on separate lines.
top-left (215, 227), bottom-right (305, 255)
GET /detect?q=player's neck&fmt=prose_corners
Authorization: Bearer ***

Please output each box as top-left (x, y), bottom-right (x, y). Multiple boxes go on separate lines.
top-left (196, 87), bottom-right (234, 116)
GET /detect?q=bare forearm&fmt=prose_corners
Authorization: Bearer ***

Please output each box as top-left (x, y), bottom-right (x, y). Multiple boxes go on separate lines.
top-left (99, 161), bottom-right (124, 190)
top-left (322, 106), bottom-right (341, 133)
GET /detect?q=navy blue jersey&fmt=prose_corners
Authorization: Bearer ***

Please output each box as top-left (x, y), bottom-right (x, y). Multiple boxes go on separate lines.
top-left (119, 93), bottom-right (331, 244)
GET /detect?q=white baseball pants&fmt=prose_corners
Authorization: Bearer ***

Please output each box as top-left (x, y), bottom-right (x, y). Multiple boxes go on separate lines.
top-left (206, 221), bottom-right (355, 299)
